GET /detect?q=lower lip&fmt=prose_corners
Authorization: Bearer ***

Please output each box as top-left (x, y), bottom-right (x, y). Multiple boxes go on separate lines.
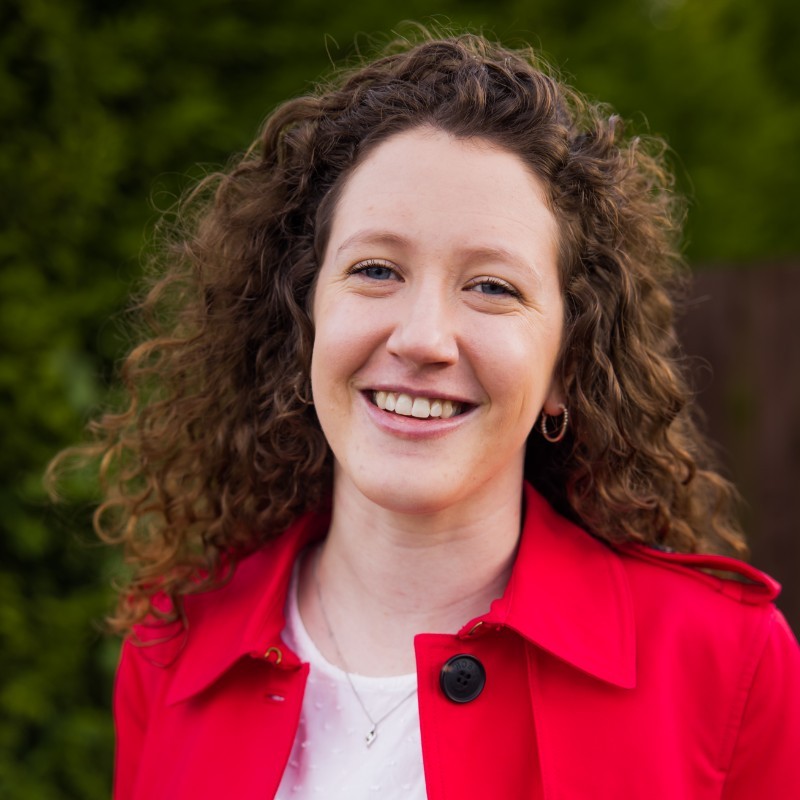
top-left (360, 392), bottom-right (475, 440)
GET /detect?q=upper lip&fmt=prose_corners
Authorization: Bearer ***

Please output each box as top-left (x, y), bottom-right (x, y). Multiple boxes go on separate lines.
top-left (362, 385), bottom-right (476, 405)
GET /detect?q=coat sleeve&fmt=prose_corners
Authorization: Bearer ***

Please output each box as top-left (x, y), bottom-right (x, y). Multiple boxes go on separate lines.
top-left (113, 639), bottom-right (151, 800)
top-left (721, 608), bottom-right (800, 798)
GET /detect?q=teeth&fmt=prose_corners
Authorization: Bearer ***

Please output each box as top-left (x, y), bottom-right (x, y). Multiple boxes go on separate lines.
top-left (394, 394), bottom-right (413, 416)
top-left (372, 391), bottom-right (462, 419)
top-left (411, 397), bottom-right (430, 418)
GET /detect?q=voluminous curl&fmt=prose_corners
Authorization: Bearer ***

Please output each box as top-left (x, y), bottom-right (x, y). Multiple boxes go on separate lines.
top-left (49, 28), bottom-right (745, 637)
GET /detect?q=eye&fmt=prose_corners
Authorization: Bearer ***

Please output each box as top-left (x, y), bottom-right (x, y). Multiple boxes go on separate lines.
top-left (348, 259), bottom-right (398, 281)
top-left (467, 277), bottom-right (521, 298)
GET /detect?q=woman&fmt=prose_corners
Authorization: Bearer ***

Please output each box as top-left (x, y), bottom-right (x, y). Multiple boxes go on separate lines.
top-left (56, 30), bottom-right (798, 798)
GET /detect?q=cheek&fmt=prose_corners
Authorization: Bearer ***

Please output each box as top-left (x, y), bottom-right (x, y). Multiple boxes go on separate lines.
top-left (310, 300), bottom-right (339, 400)
top-left (471, 324), bottom-right (560, 419)
top-left (310, 300), bottom-right (375, 397)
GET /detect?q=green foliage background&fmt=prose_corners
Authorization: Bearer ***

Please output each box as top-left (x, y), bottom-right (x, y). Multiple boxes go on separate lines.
top-left (2, 0), bottom-right (798, 796)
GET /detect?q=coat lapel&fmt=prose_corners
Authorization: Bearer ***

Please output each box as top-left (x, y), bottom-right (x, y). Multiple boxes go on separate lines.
top-left (473, 484), bottom-right (637, 689)
top-left (165, 508), bottom-right (329, 705)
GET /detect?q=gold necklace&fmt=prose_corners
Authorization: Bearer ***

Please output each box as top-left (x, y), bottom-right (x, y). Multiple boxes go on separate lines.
top-left (312, 549), bottom-right (418, 747)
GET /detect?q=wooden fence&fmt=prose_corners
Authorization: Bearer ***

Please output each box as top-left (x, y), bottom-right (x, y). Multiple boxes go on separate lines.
top-left (678, 263), bottom-right (800, 634)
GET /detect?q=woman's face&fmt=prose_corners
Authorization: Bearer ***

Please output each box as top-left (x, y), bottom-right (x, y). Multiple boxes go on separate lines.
top-left (311, 127), bottom-right (564, 515)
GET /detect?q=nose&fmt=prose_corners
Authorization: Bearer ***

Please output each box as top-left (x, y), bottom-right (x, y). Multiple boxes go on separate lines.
top-left (385, 289), bottom-right (459, 367)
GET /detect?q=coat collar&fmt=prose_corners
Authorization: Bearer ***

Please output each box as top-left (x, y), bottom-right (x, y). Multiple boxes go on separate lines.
top-left (163, 483), bottom-right (635, 704)
top-left (474, 484), bottom-right (636, 688)
top-left (164, 509), bottom-right (329, 704)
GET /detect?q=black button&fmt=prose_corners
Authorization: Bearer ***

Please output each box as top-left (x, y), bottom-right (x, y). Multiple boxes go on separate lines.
top-left (440, 654), bottom-right (486, 703)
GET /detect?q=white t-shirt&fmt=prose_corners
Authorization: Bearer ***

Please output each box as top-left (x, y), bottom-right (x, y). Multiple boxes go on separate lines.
top-left (275, 562), bottom-right (427, 799)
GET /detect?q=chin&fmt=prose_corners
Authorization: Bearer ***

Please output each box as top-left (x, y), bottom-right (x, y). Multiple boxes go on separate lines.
top-left (351, 471), bottom-right (470, 517)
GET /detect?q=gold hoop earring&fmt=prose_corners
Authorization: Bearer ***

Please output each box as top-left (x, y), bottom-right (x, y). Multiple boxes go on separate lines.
top-left (540, 404), bottom-right (568, 443)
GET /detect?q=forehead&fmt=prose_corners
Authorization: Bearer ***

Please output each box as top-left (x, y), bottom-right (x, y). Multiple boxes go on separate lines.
top-left (325, 127), bottom-right (560, 264)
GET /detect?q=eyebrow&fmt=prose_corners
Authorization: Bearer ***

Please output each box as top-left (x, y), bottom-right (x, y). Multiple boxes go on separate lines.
top-left (335, 230), bottom-right (411, 258)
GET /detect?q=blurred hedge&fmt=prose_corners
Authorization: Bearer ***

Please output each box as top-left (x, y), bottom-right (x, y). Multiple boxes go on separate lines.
top-left (1, 0), bottom-right (798, 796)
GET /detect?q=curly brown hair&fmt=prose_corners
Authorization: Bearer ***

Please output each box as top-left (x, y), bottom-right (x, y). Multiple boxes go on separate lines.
top-left (49, 28), bottom-right (745, 637)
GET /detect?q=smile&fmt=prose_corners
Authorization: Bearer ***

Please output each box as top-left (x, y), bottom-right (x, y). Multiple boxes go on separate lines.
top-left (372, 391), bottom-right (463, 419)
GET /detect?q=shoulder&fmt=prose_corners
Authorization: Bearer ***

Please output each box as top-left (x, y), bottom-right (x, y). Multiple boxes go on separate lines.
top-left (613, 541), bottom-right (787, 646)
top-left (614, 540), bottom-right (798, 705)
top-left (617, 542), bottom-right (799, 781)
top-left (617, 542), bottom-right (781, 605)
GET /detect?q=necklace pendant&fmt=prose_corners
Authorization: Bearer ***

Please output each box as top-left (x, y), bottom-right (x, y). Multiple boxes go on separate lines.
top-left (365, 727), bottom-right (377, 747)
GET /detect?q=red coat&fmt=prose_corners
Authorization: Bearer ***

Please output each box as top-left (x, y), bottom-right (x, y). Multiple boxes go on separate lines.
top-left (114, 485), bottom-right (800, 798)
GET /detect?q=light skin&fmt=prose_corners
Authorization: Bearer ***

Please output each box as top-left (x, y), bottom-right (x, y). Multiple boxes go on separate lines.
top-left (299, 126), bottom-right (565, 676)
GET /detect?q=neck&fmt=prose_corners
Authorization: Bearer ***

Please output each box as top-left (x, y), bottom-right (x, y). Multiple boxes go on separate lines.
top-left (298, 474), bottom-right (524, 676)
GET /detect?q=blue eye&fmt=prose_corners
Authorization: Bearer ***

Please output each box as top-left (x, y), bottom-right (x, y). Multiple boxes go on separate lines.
top-left (361, 265), bottom-right (394, 280)
top-left (350, 260), bottom-right (396, 281)
top-left (471, 279), bottom-right (520, 298)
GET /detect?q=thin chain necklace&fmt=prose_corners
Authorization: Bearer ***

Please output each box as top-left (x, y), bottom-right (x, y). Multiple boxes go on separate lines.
top-left (312, 548), bottom-right (418, 748)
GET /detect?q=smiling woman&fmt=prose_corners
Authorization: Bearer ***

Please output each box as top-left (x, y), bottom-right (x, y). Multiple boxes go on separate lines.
top-left (49, 26), bottom-right (799, 800)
